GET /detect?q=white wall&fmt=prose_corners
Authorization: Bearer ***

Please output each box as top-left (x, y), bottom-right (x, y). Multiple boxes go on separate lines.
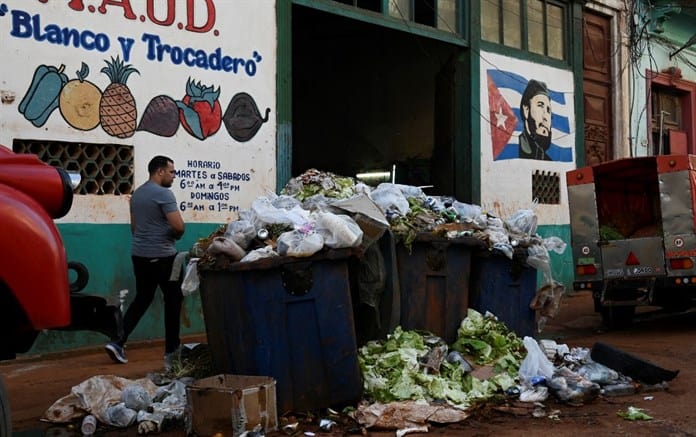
top-left (0, 0), bottom-right (277, 224)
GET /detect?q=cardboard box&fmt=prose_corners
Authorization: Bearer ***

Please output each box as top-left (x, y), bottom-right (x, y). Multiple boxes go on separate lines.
top-left (186, 374), bottom-right (277, 437)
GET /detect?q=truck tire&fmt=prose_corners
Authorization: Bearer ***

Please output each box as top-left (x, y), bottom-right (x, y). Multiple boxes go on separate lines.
top-left (68, 261), bottom-right (89, 293)
top-left (0, 375), bottom-right (11, 437)
top-left (600, 305), bottom-right (635, 330)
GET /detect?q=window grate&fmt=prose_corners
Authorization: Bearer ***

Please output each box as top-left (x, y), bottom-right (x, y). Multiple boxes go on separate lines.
top-left (532, 170), bottom-right (560, 204)
top-left (12, 139), bottom-right (134, 195)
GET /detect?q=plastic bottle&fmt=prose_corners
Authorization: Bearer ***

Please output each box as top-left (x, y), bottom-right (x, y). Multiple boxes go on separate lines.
top-left (601, 383), bottom-right (636, 397)
top-left (81, 414), bottom-right (97, 435)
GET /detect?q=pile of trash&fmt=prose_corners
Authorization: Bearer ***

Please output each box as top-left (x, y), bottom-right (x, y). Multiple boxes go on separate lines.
top-left (43, 375), bottom-right (189, 434)
top-left (351, 309), bottom-right (679, 432)
top-left (186, 170), bottom-right (567, 317)
top-left (191, 169), bottom-right (566, 266)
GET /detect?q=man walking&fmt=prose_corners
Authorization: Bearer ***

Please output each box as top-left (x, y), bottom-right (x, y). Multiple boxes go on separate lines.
top-left (105, 155), bottom-right (185, 370)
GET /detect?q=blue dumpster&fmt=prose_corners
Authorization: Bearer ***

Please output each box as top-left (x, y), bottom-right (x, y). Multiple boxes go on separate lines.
top-left (469, 249), bottom-right (537, 337)
top-left (199, 248), bottom-right (363, 413)
top-left (395, 234), bottom-right (485, 343)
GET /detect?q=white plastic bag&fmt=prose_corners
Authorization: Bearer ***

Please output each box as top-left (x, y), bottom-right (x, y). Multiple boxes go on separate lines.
top-left (543, 236), bottom-right (567, 254)
top-left (181, 258), bottom-right (200, 297)
top-left (506, 208), bottom-right (538, 235)
top-left (241, 246), bottom-right (279, 262)
top-left (121, 384), bottom-right (152, 411)
top-left (277, 230), bottom-right (324, 257)
top-left (518, 336), bottom-right (555, 385)
top-left (315, 211), bottom-right (363, 248)
top-left (527, 243), bottom-right (553, 285)
top-left (224, 219), bottom-right (256, 249)
top-left (369, 183), bottom-right (410, 216)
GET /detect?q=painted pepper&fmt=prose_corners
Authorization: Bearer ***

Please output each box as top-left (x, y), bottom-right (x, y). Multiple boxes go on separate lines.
top-left (19, 64), bottom-right (68, 127)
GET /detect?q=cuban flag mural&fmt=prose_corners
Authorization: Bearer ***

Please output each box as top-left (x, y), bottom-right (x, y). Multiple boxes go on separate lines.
top-left (486, 65), bottom-right (574, 162)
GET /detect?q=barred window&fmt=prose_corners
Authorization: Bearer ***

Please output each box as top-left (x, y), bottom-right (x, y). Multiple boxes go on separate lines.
top-left (532, 170), bottom-right (560, 204)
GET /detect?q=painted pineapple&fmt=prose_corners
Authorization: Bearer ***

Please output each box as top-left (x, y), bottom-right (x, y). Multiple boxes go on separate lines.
top-left (99, 56), bottom-right (139, 138)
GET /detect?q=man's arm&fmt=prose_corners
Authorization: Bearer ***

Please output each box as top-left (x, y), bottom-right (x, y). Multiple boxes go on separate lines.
top-left (166, 210), bottom-right (185, 240)
top-left (130, 211), bottom-right (136, 234)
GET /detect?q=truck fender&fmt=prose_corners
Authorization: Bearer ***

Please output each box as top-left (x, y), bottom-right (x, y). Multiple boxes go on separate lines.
top-left (0, 184), bottom-right (70, 329)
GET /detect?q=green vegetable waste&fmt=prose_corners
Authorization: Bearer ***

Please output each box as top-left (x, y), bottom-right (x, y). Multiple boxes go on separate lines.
top-left (358, 309), bottom-right (523, 408)
top-left (617, 406), bottom-right (653, 421)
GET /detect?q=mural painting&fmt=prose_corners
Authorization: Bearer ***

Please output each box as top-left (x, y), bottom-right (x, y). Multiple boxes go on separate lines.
top-left (479, 51), bottom-right (576, 226)
top-left (0, 0), bottom-right (277, 223)
top-left (487, 68), bottom-right (573, 162)
top-left (19, 61), bottom-right (270, 142)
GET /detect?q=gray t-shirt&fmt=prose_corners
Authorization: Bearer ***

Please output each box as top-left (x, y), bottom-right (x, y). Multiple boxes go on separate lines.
top-left (130, 181), bottom-right (179, 258)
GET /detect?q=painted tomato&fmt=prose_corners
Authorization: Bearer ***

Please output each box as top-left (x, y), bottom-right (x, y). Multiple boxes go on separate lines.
top-left (176, 78), bottom-right (222, 140)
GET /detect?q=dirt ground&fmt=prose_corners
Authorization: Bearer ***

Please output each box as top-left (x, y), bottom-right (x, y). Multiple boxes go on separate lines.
top-left (2, 290), bottom-right (695, 436)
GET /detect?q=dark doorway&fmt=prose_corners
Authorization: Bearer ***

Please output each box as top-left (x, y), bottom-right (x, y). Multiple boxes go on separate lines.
top-left (291, 5), bottom-right (463, 190)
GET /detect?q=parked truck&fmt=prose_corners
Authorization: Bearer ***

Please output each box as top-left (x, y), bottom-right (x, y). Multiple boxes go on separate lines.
top-left (567, 154), bottom-right (696, 328)
top-left (0, 147), bottom-right (122, 434)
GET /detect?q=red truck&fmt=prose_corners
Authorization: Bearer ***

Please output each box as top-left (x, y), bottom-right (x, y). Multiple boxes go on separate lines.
top-left (567, 154), bottom-right (696, 328)
top-left (0, 147), bottom-right (122, 434)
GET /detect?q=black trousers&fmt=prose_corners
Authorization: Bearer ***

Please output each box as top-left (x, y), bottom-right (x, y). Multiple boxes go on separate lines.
top-left (117, 254), bottom-right (183, 354)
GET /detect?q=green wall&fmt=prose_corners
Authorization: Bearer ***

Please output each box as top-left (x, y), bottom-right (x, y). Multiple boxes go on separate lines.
top-left (25, 223), bottom-right (219, 355)
top-left (537, 223), bottom-right (573, 290)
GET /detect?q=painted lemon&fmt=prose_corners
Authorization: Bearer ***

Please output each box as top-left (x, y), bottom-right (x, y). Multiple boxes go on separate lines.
top-left (59, 62), bottom-right (102, 131)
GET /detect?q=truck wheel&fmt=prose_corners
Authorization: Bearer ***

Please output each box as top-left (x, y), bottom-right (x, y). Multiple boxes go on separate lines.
top-left (0, 375), bottom-right (11, 437)
top-left (600, 305), bottom-right (635, 330)
top-left (68, 261), bottom-right (89, 293)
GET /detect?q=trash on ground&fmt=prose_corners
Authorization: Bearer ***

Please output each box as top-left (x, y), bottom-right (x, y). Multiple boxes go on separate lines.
top-left (590, 342), bottom-right (679, 384)
top-left (617, 406), bottom-right (653, 421)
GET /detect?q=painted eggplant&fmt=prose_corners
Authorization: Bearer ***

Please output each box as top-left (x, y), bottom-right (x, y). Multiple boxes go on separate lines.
top-left (222, 92), bottom-right (270, 142)
top-left (137, 95), bottom-right (180, 137)
top-left (19, 64), bottom-right (69, 127)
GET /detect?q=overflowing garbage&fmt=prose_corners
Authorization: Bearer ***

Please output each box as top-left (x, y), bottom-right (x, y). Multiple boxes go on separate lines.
top-left (190, 169), bottom-right (565, 265)
top-left (185, 168), bottom-right (568, 332)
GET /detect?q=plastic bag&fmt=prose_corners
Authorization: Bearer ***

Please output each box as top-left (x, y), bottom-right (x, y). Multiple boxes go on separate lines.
top-left (518, 336), bottom-right (555, 385)
top-left (526, 243), bottom-right (553, 285)
top-left (394, 183), bottom-right (425, 200)
top-left (543, 236), bottom-right (567, 254)
top-left (104, 402), bottom-right (137, 428)
top-left (207, 237), bottom-right (246, 261)
top-left (271, 194), bottom-right (301, 210)
top-left (577, 362), bottom-right (620, 385)
top-left (181, 258), bottom-right (200, 297)
top-left (315, 211), bottom-right (363, 248)
top-left (240, 246), bottom-right (279, 262)
top-left (250, 197), bottom-right (310, 229)
top-left (370, 183), bottom-right (410, 216)
top-left (224, 219), bottom-right (256, 249)
top-left (277, 230), bottom-right (324, 257)
top-left (506, 207), bottom-right (538, 235)
top-left (451, 201), bottom-right (482, 221)
top-left (121, 384), bottom-right (152, 411)
top-left (547, 366), bottom-right (601, 404)
top-left (530, 281), bottom-right (565, 333)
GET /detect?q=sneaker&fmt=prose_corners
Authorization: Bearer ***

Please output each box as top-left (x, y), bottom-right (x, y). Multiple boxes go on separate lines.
top-left (105, 342), bottom-right (128, 364)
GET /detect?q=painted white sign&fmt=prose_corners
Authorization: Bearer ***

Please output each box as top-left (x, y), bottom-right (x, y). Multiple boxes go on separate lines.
top-left (479, 51), bottom-right (576, 224)
top-left (0, 0), bottom-right (277, 224)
